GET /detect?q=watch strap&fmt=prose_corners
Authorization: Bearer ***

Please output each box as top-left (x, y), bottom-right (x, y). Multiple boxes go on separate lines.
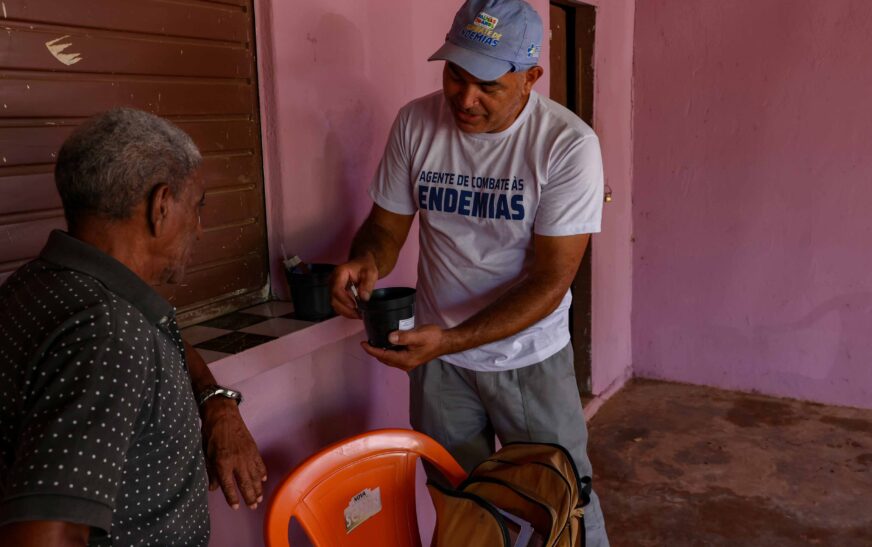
top-left (197, 384), bottom-right (242, 406)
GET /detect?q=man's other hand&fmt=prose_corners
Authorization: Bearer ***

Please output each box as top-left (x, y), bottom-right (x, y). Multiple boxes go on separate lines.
top-left (201, 399), bottom-right (268, 510)
top-left (361, 324), bottom-right (458, 371)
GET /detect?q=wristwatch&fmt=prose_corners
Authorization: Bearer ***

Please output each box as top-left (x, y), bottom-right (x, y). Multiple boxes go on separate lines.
top-left (197, 384), bottom-right (243, 407)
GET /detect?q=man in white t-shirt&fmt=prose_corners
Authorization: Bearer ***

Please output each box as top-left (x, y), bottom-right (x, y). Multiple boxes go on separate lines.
top-left (331, 0), bottom-right (608, 544)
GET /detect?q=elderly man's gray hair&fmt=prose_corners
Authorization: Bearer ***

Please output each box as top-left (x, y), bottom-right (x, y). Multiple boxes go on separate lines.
top-left (55, 108), bottom-right (202, 227)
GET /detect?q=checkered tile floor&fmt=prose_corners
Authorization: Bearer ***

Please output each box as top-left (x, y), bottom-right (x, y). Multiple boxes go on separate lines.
top-left (182, 301), bottom-right (315, 363)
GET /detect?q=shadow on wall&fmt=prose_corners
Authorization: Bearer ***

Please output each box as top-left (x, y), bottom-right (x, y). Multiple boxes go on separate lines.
top-left (287, 12), bottom-right (388, 263)
top-left (257, 334), bottom-right (374, 468)
top-left (694, 292), bottom-right (872, 402)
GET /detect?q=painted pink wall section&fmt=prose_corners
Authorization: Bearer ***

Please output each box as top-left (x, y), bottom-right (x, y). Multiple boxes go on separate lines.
top-left (257, 0), bottom-right (443, 291)
top-left (632, 1), bottom-right (872, 408)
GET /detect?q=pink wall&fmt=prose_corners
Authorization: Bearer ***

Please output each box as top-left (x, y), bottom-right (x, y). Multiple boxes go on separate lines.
top-left (631, 0), bottom-right (872, 408)
top-left (257, 0), bottom-right (439, 290)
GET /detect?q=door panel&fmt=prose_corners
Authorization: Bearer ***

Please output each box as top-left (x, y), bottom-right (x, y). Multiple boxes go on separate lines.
top-left (550, 1), bottom-right (596, 397)
top-left (0, 0), bottom-right (268, 323)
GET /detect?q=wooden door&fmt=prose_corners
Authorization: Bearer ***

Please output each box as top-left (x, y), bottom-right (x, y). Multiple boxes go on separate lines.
top-left (550, 1), bottom-right (596, 396)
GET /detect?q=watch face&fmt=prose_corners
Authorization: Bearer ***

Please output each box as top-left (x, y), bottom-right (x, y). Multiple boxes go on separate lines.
top-left (222, 388), bottom-right (242, 402)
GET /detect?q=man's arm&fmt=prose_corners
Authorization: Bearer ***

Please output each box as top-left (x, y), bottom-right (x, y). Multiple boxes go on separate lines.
top-left (1, 520), bottom-right (89, 546)
top-left (184, 342), bottom-right (268, 510)
top-left (362, 233), bottom-right (590, 370)
top-left (330, 204), bottom-right (415, 317)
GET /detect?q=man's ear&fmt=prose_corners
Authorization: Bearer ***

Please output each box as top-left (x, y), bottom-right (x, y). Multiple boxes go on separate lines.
top-left (148, 183), bottom-right (172, 237)
top-left (524, 66), bottom-right (544, 93)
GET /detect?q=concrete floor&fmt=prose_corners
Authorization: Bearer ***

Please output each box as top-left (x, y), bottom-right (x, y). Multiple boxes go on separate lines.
top-left (587, 379), bottom-right (872, 546)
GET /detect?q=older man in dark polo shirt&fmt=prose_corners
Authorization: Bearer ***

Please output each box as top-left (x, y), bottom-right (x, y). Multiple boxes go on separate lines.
top-left (0, 108), bottom-right (266, 546)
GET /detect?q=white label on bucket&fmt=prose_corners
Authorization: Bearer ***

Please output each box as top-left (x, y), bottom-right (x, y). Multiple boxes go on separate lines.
top-left (345, 487), bottom-right (382, 533)
top-left (398, 316), bottom-right (415, 331)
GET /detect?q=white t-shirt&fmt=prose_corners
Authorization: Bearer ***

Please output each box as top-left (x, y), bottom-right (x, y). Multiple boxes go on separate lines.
top-left (370, 90), bottom-right (603, 371)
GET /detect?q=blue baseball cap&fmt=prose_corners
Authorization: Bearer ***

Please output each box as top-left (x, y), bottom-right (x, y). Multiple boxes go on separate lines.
top-left (429, 0), bottom-right (544, 81)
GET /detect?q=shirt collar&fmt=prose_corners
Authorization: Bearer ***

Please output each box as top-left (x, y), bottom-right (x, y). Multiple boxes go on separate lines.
top-left (39, 230), bottom-right (175, 326)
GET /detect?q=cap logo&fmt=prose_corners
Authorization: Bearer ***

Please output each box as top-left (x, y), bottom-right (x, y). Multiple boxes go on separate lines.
top-left (461, 11), bottom-right (502, 47)
top-left (474, 12), bottom-right (499, 30)
top-left (527, 43), bottom-right (540, 58)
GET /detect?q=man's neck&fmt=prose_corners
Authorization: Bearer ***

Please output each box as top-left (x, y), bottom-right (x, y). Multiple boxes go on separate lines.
top-left (512, 91), bottom-right (533, 124)
top-left (70, 218), bottom-right (159, 285)
top-left (489, 91), bottom-right (533, 134)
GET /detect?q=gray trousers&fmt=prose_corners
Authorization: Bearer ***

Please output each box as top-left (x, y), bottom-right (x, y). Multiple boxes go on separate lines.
top-left (409, 344), bottom-right (609, 547)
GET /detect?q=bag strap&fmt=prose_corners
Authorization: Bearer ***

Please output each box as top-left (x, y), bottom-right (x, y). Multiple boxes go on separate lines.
top-left (579, 476), bottom-right (592, 507)
top-left (427, 481), bottom-right (512, 547)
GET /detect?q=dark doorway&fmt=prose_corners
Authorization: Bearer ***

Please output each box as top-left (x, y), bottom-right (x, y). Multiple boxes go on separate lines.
top-left (549, 1), bottom-right (596, 397)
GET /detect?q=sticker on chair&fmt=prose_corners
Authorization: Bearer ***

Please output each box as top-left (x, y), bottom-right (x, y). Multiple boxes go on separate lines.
top-left (344, 487), bottom-right (382, 533)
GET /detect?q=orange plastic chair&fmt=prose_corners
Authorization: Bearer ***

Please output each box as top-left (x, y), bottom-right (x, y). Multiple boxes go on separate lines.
top-left (264, 428), bottom-right (467, 547)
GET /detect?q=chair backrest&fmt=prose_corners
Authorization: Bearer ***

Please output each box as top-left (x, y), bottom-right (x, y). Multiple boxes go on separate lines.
top-left (264, 428), bottom-right (467, 547)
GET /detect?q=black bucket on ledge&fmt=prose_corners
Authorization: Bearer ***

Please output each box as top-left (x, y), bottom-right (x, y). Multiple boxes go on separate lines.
top-left (285, 263), bottom-right (336, 321)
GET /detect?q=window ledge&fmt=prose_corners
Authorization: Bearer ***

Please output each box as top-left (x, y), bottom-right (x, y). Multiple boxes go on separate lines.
top-left (207, 316), bottom-right (364, 385)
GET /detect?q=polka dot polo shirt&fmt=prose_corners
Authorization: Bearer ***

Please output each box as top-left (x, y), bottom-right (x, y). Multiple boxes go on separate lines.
top-left (0, 231), bottom-right (209, 546)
